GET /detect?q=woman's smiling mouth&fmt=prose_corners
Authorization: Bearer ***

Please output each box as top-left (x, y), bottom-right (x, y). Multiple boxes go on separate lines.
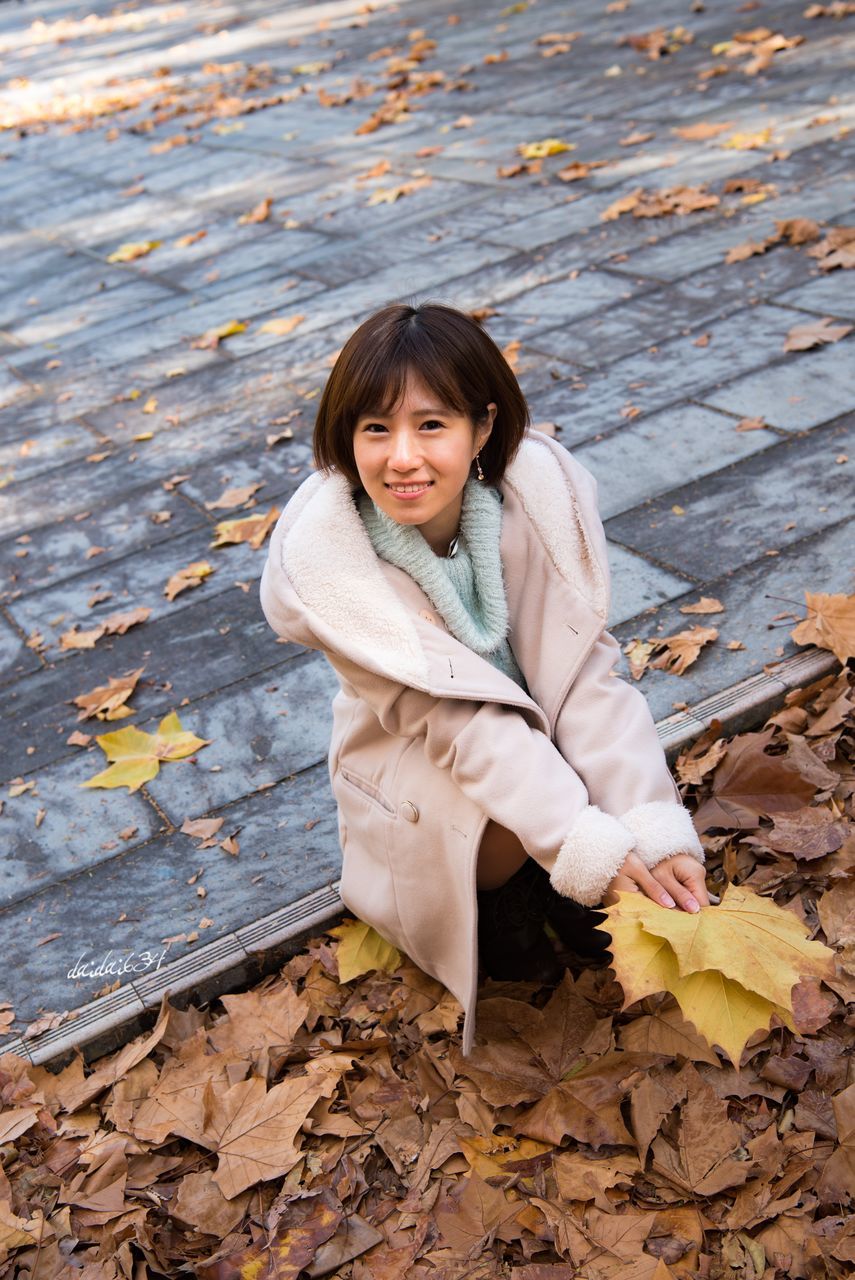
top-left (385, 481), bottom-right (435, 498)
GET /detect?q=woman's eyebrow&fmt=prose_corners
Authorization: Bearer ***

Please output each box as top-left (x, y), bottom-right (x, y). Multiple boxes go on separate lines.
top-left (359, 407), bottom-right (448, 418)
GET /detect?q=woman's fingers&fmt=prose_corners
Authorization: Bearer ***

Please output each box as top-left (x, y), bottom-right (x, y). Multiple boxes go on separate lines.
top-left (654, 870), bottom-right (699, 913)
top-left (620, 856), bottom-right (678, 909)
top-left (605, 854), bottom-right (712, 915)
top-left (677, 862), bottom-right (711, 908)
top-left (653, 858), bottom-right (711, 913)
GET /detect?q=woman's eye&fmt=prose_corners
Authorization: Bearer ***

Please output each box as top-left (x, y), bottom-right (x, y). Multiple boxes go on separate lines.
top-left (361, 420), bottom-right (444, 432)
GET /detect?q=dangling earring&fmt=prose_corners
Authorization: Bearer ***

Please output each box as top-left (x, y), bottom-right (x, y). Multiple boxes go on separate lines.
top-left (475, 451), bottom-right (485, 482)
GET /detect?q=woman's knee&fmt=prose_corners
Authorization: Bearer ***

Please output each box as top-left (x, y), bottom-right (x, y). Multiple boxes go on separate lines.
top-left (476, 819), bottom-right (527, 891)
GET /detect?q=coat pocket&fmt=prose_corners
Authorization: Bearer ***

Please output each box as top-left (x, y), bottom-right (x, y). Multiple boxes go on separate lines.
top-left (337, 765), bottom-right (397, 818)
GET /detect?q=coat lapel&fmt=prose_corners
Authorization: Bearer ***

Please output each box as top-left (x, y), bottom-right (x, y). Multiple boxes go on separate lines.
top-left (280, 468), bottom-right (431, 690)
top-left (380, 557), bottom-right (551, 731)
top-left (500, 480), bottom-right (606, 732)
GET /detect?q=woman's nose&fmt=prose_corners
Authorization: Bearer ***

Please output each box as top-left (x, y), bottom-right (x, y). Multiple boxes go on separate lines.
top-left (388, 433), bottom-right (421, 468)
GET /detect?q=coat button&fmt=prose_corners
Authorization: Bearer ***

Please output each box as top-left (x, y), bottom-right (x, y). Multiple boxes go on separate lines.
top-left (400, 800), bottom-right (419, 823)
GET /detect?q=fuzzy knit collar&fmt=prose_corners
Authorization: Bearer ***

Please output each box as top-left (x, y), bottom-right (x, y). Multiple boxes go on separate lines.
top-left (357, 479), bottom-right (509, 658)
top-left (273, 432), bottom-right (607, 690)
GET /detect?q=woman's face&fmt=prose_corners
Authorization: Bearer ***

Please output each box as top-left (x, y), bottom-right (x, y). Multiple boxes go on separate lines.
top-left (352, 371), bottom-right (495, 545)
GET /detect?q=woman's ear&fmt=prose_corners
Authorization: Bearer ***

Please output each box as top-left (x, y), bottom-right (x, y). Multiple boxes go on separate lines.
top-left (478, 402), bottom-right (497, 450)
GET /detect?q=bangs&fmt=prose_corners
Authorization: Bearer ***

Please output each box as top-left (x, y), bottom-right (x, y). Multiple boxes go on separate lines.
top-left (351, 345), bottom-right (468, 422)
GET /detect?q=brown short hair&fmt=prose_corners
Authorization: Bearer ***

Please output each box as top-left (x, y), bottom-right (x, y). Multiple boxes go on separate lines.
top-left (312, 300), bottom-right (531, 488)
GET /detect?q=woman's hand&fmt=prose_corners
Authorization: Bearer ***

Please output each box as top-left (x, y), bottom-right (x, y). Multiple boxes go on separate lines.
top-left (602, 851), bottom-right (711, 913)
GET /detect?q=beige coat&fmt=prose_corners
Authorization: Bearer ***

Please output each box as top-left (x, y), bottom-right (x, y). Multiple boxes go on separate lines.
top-left (259, 430), bottom-right (704, 1053)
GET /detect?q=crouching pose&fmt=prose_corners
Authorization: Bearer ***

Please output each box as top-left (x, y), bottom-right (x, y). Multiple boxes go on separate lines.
top-left (260, 300), bottom-right (709, 1054)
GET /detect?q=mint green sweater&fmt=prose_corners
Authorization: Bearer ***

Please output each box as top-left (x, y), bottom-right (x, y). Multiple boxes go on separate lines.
top-left (357, 479), bottom-right (528, 692)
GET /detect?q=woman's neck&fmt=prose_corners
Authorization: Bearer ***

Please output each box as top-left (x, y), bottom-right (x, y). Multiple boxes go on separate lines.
top-left (413, 487), bottom-right (465, 558)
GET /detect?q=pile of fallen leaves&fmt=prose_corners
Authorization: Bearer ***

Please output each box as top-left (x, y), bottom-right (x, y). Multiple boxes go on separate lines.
top-left (2, 664), bottom-right (853, 1277)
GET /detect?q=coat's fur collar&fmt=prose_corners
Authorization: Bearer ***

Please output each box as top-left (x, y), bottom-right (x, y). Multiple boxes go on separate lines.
top-left (276, 432), bottom-right (607, 689)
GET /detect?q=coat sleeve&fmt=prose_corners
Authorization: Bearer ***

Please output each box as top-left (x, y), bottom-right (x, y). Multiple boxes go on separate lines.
top-left (324, 653), bottom-right (636, 909)
top-left (550, 448), bottom-right (705, 873)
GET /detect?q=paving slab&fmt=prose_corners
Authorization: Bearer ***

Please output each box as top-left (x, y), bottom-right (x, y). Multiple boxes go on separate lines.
top-left (606, 544), bottom-right (693, 625)
top-left (143, 654), bottom-right (340, 822)
top-left (0, 259), bottom-right (142, 331)
top-left (571, 404), bottom-right (783, 519)
top-left (699, 336), bottom-right (855, 430)
top-left (8, 269), bottom-right (324, 370)
top-left (0, 415), bottom-right (315, 561)
top-left (1, 0), bottom-right (853, 1061)
top-left (1, 747), bottom-right (162, 908)
top-left (612, 516), bottom-right (855, 723)
top-left (0, 365), bottom-right (34, 413)
top-left (0, 612), bottom-right (40, 685)
top-left (773, 272), bottom-right (855, 322)
top-left (0, 418), bottom-right (103, 488)
top-left (0, 477), bottom-right (205, 599)
top-left (604, 415), bottom-right (853, 581)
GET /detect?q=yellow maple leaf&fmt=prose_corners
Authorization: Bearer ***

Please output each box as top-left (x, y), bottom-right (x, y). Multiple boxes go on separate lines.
top-left (210, 506), bottom-right (279, 550)
top-left (328, 918), bottom-right (401, 983)
top-left (721, 127), bottom-right (772, 150)
top-left (668, 967), bottom-right (793, 1067)
top-left (164, 560), bottom-right (214, 601)
top-left (190, 320), bottom-right (247, 350)
top-left (518, 137), bottom-right (576, 159)
top-left (603, 902), bottom-right (788, 1066)
top-left (258, 314), bottom-right (305, 336)
top-left (80, 712), bottom-right (211, 793)
top-left (106, 240), bottom-right (161, 263)
top-left (598, 904), bottom-right (678, 1006)
top-left (639, 883), bottom-right (835, 1008)
top-left (601, 885), bottom-right (834, 1065)
top-left (624, 636), bottom-right (656, 680)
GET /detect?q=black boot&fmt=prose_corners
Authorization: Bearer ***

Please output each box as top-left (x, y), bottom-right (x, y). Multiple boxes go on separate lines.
top-left (525, 862), bottom-right (613, 964)
top-left (477, 857), bottom-right (564, 986)
top-left (547, 895), bottom-right (613, 966)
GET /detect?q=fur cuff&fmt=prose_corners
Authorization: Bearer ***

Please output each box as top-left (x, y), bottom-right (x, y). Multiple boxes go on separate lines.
top-left (549, 805), bottom-right (635, 908)
top-left (619, 800), bottom-right (705, 869)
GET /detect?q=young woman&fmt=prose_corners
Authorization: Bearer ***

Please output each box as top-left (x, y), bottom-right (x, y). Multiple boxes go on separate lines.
top-left (260, 301), bottom-right (710, 1054)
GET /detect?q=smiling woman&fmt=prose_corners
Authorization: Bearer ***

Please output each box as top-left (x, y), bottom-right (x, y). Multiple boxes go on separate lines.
top-left (260, 299), bottom-right (709, 1054)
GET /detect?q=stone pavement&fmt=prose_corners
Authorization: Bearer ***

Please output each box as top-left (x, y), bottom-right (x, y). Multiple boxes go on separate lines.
top-left (0, 0), bottom-right (852, 1063)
